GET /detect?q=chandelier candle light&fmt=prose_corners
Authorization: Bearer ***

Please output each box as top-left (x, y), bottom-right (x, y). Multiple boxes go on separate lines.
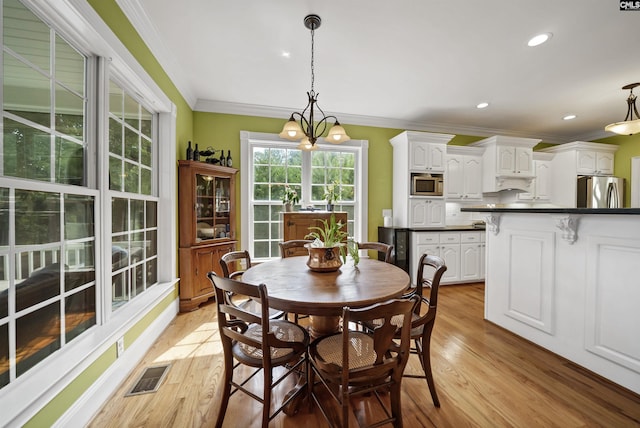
top-left (605, 82), bottom-right (640, 135)
top-left (279, 14), bottom-right (350, 151)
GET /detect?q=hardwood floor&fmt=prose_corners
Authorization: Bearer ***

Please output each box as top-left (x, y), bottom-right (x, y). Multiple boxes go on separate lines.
top-left (89, 283), bottom-right (640, 427)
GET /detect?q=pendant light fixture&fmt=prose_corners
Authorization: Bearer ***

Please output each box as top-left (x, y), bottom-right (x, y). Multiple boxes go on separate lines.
top-left (279, 14), bottom-right (350, 151)
top-left (605, 82), bottom-right (640, 135)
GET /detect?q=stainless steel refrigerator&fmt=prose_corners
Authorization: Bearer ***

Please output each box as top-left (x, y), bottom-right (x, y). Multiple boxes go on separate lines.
top-left (577, 176), bottom-right (624, 208)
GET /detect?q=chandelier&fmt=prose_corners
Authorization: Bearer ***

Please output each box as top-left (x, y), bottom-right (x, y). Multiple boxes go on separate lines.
top-left (604, 82), bottom-right (640, 135)
top-left (279, 14), bottom-right (350, 151)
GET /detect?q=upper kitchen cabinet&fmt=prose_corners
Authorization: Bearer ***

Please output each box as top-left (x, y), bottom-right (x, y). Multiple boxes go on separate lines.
top-left (576, 148), bottom-right (615, 175)
top-left (390, 131), bottom-right (454, 228)
top-left (541, 142), bottom-right (619, 207)
top-left (471, 136), bottom-right (541, 193)
top-left (391, 131), bottom-right (452, 172)
top-left (445, 146), bottom-right (483, 201)
top-left (409, 140), bottom-right (447, 171)
top-left (517, 152), bottom-right (554, 202)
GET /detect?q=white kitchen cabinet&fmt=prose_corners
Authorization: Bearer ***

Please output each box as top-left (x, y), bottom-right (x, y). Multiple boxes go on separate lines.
top-left (460, 232), bottom-right (483, 281)
top-left (411, 231), bottom-right (483, 285)
top-left (390, 131), bottom-right (454, 228)
top-left (410, 141), bottom-right (447, 172)
top-left (409, 198), bottom-right (445, 228)
top-left (517, 154), bottom-right (553, 202)
top-left (471, 136), bottom-right (540, 193)
top-left (497, 146), bottom-right (534, 176)
top-left (540, 142), bottom-right (619, 207)
top-left (445, 146), bottom-right (483, 201)
top-left (576, 149), bottom-right (614, 175)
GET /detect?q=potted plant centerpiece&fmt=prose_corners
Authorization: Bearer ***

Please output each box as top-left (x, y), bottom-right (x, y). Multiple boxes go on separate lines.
top-left (305, 214), bottom-right (348, 272)
top-left (282, 185), bottom-right (299, 212)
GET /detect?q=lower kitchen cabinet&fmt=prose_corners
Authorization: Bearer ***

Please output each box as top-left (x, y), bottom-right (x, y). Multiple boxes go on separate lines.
top-left (411, 230), bottom-right (484, 285)
top-left (178, 241), bottom-right (236, 311)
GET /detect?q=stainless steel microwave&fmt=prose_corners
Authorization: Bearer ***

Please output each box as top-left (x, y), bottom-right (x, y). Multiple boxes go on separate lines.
top-left (411, 173), bottom-right (444, 196)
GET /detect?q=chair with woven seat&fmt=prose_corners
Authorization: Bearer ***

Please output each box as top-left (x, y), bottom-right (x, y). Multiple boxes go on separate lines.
top-left (220, 250), bottom-right (284, 320)
top-left (307, 298), bottom-right (416, 428)
top-left (278, 240), bottom-right (313, 323)
top-left (208, 273), bottom-right (310, 428)
top-left (399, 253), bottom-right (447, 407)
top-left (357, 241), bottom-right (394, 263)
top-left (278, 239), bottom-right (313, 259)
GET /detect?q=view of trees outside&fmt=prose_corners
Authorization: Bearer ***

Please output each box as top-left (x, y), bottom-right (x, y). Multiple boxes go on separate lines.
top-left (251, 145), bottom-right (357, 259)
top-left (109, 80), bottom-right (158, 309)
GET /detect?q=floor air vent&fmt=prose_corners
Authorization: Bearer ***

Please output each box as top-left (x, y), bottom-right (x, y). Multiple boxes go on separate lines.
top-left (125, 364), bottom-right (171, 396)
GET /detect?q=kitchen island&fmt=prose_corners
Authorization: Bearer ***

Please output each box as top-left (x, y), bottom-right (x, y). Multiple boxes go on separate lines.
top-left (461, 205), bottom-right (640, 395)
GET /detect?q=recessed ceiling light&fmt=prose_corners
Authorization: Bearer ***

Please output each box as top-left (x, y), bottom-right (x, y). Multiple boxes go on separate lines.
top-left (563, 114), bottom-right (576, 121)
top-left (281, 51), bottom-right (291, 58)
top-left (527, 33), bottom-right (552, 47)
top-left (476, 102), bottom-right (489, 109)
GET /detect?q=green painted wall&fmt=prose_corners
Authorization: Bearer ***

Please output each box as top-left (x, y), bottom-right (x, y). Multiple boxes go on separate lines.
top-left (193, 112), bottom-right (408, 243)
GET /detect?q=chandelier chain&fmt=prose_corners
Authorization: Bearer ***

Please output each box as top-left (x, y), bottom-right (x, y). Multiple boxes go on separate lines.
top-left (310, 25), bottom-right (315, 93)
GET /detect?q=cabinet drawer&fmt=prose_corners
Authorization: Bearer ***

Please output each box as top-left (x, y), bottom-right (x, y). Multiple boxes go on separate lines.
top-left (414, 232), bottom-right (440, 245)
top-left (460, 232), bottom-right (482, 243)
top-left (439, 232), bottom-right (460, 244)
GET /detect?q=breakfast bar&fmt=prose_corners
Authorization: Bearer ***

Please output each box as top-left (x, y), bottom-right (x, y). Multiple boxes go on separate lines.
top-left (461, 206), bottom-right (640, 395)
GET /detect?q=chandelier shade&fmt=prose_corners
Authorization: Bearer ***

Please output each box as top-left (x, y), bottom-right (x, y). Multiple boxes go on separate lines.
top-left (605, 83), bottom-right (640, 135)
top-left (280, 14), bottom-right (350, 150)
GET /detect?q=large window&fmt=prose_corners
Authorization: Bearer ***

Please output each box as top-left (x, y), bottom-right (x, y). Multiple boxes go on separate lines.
top-left (108, 81), bottom-right (158, 310)
top-left (0, 0), bottom-right (167, 393)
top-left (0, 0), bottom-right (95, 388)
top-left (241, 132), bottom-right (368, 261)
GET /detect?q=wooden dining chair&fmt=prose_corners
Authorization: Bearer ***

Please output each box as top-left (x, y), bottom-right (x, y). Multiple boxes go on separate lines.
top-left (357, 241), bottom-right (394, 263)
top-left (278, 240), bottom-right (313, 323)
top-left (208, 273), bottom-right (310, 428)
top-left (219, 250), bottom-right (284, 320)
top-left (307, 298), bottom-right (416, 428)
top-left (278, 239), bottom-right (313, 258)
top-left (400, 253), bottom-right (447, 407)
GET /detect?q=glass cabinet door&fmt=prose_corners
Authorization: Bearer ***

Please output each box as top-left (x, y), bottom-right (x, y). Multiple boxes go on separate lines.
top-left (214, 177), bottom-right (231, 238)
top-left (195, 173), bottom-right (215, 241)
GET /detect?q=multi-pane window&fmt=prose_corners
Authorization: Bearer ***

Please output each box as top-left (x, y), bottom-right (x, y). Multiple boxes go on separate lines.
top-left (0, 0), bottom-right (163, 392)
top-left (253, 147), bottom-right (302, 258)
top-left (0, 0), bottom-right (96, 388)
top-left (108, 81), bottom-right (158, 309)
top-left (311, 151), bottom-right (356, 236)
top-left (3, 0), bottom-right (85, 185)
top-left (248, 140), bottom-right (362, 260)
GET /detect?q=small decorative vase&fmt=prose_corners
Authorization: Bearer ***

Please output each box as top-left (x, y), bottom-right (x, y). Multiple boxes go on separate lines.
top-left (326, 203), bottom-right (334, 212)
top-left (284, 203), bottom-right (293, 212)
top-left (305, 245), bottom-right (344, 272)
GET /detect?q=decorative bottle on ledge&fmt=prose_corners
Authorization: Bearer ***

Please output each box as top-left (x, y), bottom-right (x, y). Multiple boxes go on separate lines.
top-left (186, 141), bottom-right (193, 160)
top-left (226, 150), bottom-right (232, 167)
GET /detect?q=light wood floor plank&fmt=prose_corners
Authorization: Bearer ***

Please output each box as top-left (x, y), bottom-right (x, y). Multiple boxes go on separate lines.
top-left (89, 283), bottom-right (640, 427)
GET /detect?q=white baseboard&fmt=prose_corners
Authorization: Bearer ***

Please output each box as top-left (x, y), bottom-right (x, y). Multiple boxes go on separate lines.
top-left (53, 298), bottom-right (179, 428)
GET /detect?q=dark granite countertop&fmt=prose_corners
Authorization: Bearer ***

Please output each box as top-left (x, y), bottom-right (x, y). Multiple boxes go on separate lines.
top-left (461, 205), bottom-right (640, 215)
top-left (409, 225), bottom-right (486, 232)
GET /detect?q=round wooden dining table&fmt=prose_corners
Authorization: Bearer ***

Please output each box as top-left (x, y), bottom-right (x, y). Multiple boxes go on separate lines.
top-left (242, 256), bottom-right (411, 338)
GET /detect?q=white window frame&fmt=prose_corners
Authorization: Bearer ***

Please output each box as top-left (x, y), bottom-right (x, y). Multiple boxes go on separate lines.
top-left (240, 131), bottom-right (368, 261)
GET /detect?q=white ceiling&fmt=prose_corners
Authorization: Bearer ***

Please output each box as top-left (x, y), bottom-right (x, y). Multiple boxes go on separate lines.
top-left (119, 0), bottom-right (640, 144)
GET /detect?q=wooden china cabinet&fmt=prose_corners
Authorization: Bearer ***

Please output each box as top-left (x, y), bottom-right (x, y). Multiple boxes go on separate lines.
top-left (178, 160), bottom-right (238, 311)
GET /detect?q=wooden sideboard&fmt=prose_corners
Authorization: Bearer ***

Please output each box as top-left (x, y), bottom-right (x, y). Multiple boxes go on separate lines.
top-left (280, 211), bottom-right (348, 256)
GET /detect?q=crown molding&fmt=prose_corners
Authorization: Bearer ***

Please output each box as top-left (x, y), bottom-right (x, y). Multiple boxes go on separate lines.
top-left (116, 0), bottom-right (198, 108)
top-left (194, 98), bottom-right (572, 145)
